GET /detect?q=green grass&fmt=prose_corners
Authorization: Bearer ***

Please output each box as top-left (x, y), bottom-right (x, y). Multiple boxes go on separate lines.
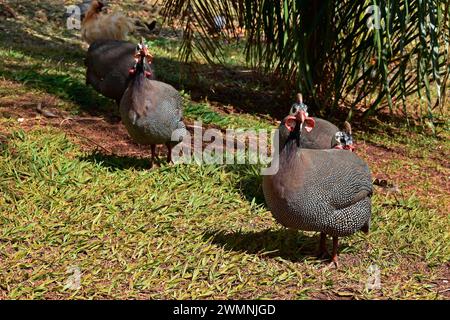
top-left (0, 126), bottom-right (448, 299)
top-left (0, 0), bottom-right (449, 300)
top-left (182, 96), bottom-right (273, 129)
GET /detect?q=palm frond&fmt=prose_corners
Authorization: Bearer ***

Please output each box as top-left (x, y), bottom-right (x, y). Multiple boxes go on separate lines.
top-left (161, 0), bottom-right (450, 120)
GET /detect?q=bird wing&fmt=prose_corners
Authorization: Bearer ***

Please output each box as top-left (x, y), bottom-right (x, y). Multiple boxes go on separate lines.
top-left (304, 149), bottom-right (372, 210)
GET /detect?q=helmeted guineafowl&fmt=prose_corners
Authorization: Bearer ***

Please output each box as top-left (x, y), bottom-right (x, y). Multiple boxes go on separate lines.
top-left (334, 121), bottom-right (355, 151)
top-left (85, 39), bottom-right (154, 105)
top-left (119, 41), bottom-right (186, 163)
top-left (263, 107), bottom-right (372, 266)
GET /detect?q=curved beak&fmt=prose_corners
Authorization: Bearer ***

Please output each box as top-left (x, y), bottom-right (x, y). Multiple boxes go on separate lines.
top-left (297, 110), bottom-right (315, 133)
top-left (297, 110), bottom-right (307, 123)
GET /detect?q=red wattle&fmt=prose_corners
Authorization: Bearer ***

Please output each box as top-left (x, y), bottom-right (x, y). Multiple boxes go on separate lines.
top-left (284, 115), bottom-right (297, 132)
top-left (304, 118), bottom-right (315, 132)
top-left (334, 144), bottom-right (355, 152)
top-left (346, 145), bottom-right (356, 152)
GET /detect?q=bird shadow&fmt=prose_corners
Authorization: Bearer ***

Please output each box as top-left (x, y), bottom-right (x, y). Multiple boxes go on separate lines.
top-left (79, 152), bottom-right (165, 171)
top-left (0, 13), bottom-right (120, 121)
top-left (224, 163), bottom-right (266, 206)
top-left (203, 228), bottom-right (347, 263)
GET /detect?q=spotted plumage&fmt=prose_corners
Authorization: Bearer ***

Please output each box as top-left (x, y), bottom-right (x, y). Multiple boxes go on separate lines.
top-left (85, 40), bottom-right (154, 105)
top-left (263, 109), bottom-right (372, 266)
top-left (264, 145), bottom-right (372, 236)
top-left (120, 79), bottom-right (185, 145)
top-left (119, 42), bottom-right (186, 162)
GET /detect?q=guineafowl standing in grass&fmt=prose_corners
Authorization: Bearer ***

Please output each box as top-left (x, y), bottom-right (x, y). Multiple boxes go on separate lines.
top-left (263, 107), bottom-right (372, 267)
top-left (119, 41), bottom-right (186, 163)
top-left (85, 39), bottom-right (154, 106)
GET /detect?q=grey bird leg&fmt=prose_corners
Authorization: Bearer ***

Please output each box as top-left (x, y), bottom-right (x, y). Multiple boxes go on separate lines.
top-left (317, 232), bottom-right (329, 258)
top-left (166, 143), bottom-right (172, 163)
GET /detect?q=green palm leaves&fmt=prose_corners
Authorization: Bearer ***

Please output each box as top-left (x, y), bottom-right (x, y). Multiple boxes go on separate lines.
top-left (162, 0), bottom-right (449, 120)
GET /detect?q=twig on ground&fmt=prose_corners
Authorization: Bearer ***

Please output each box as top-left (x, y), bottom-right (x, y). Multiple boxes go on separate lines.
top-left (36, 103), bottom-right (58, 118)
top-left (59, 116), bottom-right (106, 126)
top-left (68, 131), bottom-right (112, 154)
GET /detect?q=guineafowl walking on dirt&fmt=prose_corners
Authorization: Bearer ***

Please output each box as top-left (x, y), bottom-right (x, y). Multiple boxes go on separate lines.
top-left (119, 41), bottom-right (186, 163)
top-left (85, 39), bottom-right (154, 105)
top-left (263, 107), bottom-right (372, 267)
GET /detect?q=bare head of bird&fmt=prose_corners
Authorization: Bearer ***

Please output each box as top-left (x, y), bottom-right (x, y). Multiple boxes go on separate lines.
top-left (284, 109), bottom-right (315, 133)
top-left (285, 93), bottom-right (314, 133)
top-left (334, 131), bottom-right (355, 151)
top-left (129, 41), bottom-right (153, 78)
top-left (290, 93), bottom-right (308, 116)
top-left (135, 40), bottom-right (153, 60)
top-left (290, 101), bottom-right (308, 116)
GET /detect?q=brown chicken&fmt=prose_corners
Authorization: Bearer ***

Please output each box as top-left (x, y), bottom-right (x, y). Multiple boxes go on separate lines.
top-left (81, 1), bottom-right (135, 44)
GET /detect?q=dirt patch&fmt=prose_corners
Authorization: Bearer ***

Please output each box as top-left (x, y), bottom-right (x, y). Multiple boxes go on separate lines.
top-left (0, 80), bottom-right (262, 162)
top-left (1, 75), bottom-right (448, 215)
top-left (2, 103), bottom-right (448, 210)
top-left (433, 263), bottom-right (450, 299)
top-left (357, 142), bottom-right (449, 214)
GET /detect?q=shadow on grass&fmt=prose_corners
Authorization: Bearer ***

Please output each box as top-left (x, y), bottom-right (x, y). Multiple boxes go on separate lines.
top-left (0, 13), bottom-right (86, 64)
top-left (79, 152), bottom-right (156, 171)
top-left (153, 56), bottom-right (291, 121)
top-left (204, 228), bottom-right (346, 263)
top-left (2, 66), bottom-right (112, 111)
top-left (3, 13), bottom-right (288, 122)
top-left (1, 2), bottom-right (430, 133)
top-left (0, 15), bottom-right (119, 118)
top-left (224, 163), bottom-right (266, 206)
